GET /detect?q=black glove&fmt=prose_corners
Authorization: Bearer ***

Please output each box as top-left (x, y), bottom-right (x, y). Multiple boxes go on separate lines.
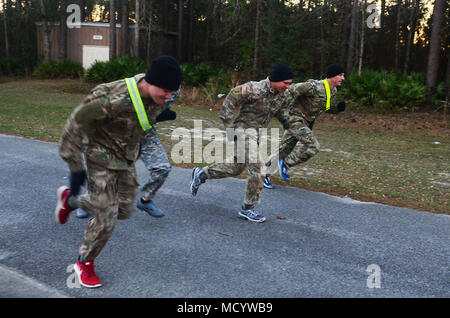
top-left (337, 101), bottom-right (346, 112)
top-left (281, 118), bottom-right (290, 130)
top-left (156, 109), bottom-right (177, 122)
top-left (70, 170), bottom-right (87, 197)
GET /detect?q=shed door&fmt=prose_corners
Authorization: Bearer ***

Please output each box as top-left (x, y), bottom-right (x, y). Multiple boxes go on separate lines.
top-left (82, 45), bottom-right (109, 70)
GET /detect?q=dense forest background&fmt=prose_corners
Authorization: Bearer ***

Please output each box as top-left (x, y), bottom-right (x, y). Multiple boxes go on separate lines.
top-left (0, 0), bottom-right (448, 109)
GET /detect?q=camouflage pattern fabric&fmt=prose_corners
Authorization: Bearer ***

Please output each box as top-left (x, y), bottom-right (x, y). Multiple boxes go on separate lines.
top-left (219, 78), bottom-right (291, 130)
top-left (59, 74), bottom-right (166, 261)
top-left (288, 79), bottom-right (338, 126)
top-left (204, 78), bottom-right (292, 206)
top-left (203, 130), bottom-right (264, 206)
top-left (274, 79), bottom-right (339, 168)
top-left (139, 87), bottom-right (180, 200)
top-left (140, 129), bottom-right (171, 200)
top-left (59, 73), bottom-right (165, 172)
top-left (76, 166), bottom-right (139, 261)
top-left (279, 121), bottom-right (321, 167)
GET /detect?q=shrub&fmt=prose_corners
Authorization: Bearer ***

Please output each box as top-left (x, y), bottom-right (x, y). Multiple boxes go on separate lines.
top-left (85, 56), bottom-right (147, 83)
top-left (180, 63), bottom-right (227, 87)
top-left (0, 57), bottom-right (32, 76)
top-left (179, 63), bottom-right (237, 107)
top-left (33, 60), bottom-right (83, 79)
top-left (32, 60), bottom-right (84, 79)
top-left (341, 69), bottom-right (429, 112)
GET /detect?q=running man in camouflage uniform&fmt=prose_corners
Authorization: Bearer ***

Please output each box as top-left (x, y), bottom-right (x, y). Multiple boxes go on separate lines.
top-left (136, 87), bottom-right (180, 217)
top-left (265, 64), bottom-right (346, 186)
top-left (54, 56), bottom-right (182, 288)
top-left (190, 63), bottom-right (293, 223)
top-left (76, 88), bottom-right (181, 219)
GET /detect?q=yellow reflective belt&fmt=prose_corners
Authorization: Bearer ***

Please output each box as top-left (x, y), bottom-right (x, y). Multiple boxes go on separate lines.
top-left (321, 79), bottom-right (331, 111)
top-left (125, 77), bottom-right (152, 131)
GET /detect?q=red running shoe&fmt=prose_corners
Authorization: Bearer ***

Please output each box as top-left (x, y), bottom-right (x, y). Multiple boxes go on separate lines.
top-left (74, 260), bottom-right (102, 288)
top-left (54, 186), bottom-right (75, 224)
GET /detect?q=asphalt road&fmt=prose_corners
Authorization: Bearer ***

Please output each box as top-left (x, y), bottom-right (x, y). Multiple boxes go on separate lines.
top-left (0, 133), bottom-right (448, 298)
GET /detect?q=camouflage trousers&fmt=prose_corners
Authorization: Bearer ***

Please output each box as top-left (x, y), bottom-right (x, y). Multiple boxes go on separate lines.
top-left (139, 128), bottom-right (171, 200)
top-left (70, 162), bottom-right (139, 261)
top-left (278, 122), bottom-right (321, 167)
top-left (203, 130), bottom-right (264, 206)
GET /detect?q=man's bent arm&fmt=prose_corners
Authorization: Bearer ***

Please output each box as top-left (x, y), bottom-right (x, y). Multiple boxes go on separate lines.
top-left (58, 100), bottom-right (108, 172)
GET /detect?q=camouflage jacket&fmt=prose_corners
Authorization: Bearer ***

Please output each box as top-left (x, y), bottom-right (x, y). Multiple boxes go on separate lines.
top-left (219, 78), bottom-right (291, 130)
top-left (289, 79), bottom-right (340, 127)
top-left (59, 73), bottom-right (166, 171)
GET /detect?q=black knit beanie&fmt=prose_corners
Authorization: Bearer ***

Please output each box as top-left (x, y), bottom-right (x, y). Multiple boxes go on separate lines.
top-left (269, 63), bottom-right (293, 82)
top-left (326, 64), bottom-right (345, 78)
top-left (145, 56), bottom-right (182, 91)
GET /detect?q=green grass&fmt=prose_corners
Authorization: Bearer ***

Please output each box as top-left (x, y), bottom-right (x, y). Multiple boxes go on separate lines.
top-left (305, 128), bottom-right (449, 213)
top-left (1, 79), bottom-right (449, 215)
top-left (0, 79), bottom-right (90, 140)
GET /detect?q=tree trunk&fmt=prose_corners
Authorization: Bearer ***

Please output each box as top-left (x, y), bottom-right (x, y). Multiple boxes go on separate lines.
top-left (120, 0), bottom-right (128, 57)
top-left (38, 0), bottom-right (51, 62)
top-left (346, 0), bottom-right (358, 73)
top-left (403, 0), bottom-right (419, 74)
top-left (319, 4), bottom-right (324, 77)
top-left (394, 0), bottom-right (402, 72)
top-left (145, 0), bottom-right (153, 64)
top-left (444, 54), bottom-right (449, 123)
top-left (188, 0), bottom-right (194, 62)
top-left (204, 3), bottom-right (209, 61)
top-left (358, 0), bottom-right (366, 76)
top-left (253, 0), bottom-right (261, 78)
top-left (339, 1), bottom-right (350, 65)
top-left (79, 0), bottom-right (85, 22)
top-left (24, 0), bottom-right (33, 75)
top-left (211, 1), bottom-right (219, 61)
top-left (163, 0), bottom-right (169, 34)
top-left (134, 0), bottom-right (140, 58)
top-left (426, 0), bottom-right (446, 89)
top-left (109, 0), bottom-right (117, 60)
top-left (59, 0), bottom-right (67, 60)
top-left (178, 0), bottom-right (184, 62)
top-left (2, 0), bottom-right (11, 74)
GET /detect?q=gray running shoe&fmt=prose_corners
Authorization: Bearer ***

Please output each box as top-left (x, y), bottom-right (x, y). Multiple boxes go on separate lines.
top-left (137, 200), bottom-right (165, 218)
top-left (190, 167), bottom-right (205, 196)
top-left (238, 207), bottom-right (266, 223)
top-left (76, 209), bottom-right (89, 219)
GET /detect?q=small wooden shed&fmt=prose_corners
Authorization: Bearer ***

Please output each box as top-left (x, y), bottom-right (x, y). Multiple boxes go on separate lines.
top-left (36, 22), bottom-right (136, 69)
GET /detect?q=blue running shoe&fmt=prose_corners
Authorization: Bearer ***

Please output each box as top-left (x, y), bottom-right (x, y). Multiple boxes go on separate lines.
top-left (238, 207), bottom-right (266, 223)
top-left (190, 167), bottom-right (206, 196)
top-left (76, 209), bottom-right (89, 219)
top-left (264, 176), bottom-right (274, 189)
top-left (278, 159), bottom-right (290, 182)
top-left (137, 200), bottom-right (165, 218)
